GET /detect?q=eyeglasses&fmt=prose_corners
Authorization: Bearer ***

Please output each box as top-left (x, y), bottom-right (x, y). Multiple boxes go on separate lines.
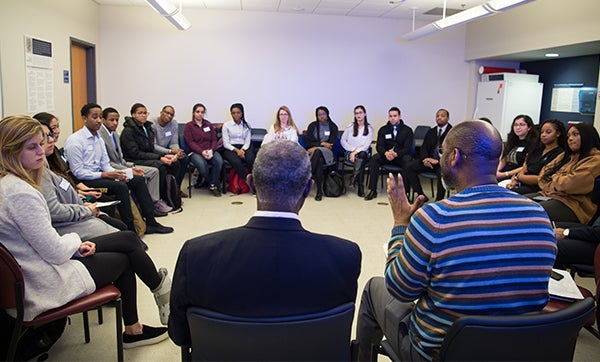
top-left (513, 122), bottom-right (528, 127)
top-left (44, 132), bottom-right (57, 142)
top-left (354, 111), bottom-right (365, 115)
top-left (437, 146), bottom-right (468, 159)
top-left (162, 110), bottom-right (174, 117)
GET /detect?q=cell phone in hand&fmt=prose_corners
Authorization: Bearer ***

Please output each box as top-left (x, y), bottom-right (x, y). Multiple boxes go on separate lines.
top-left (551, 270), bottom-right (564, 281)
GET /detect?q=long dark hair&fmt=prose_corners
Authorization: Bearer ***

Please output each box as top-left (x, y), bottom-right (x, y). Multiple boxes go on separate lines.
top-left (32, 112), bottom-right (77, 185)
top-left (540, 119), bottom-right (567, 150)
top-left (352, 105), bottom-right (370, 137)
top-left (230, 103), bottom-right (250, 129)
top-left (541, 123), bottom-right (600, 182)
top-left (502, 114), bottom-right (537, 159)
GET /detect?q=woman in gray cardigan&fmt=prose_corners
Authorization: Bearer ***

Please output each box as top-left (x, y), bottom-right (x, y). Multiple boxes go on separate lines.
top-left (0, 116), bottom-right (170, 349)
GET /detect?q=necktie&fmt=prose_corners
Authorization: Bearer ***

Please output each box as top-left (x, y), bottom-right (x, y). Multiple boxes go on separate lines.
top-left (393, 125), bottom-right (398, 137)
top-left (112, 133), bottom-right (119, 153)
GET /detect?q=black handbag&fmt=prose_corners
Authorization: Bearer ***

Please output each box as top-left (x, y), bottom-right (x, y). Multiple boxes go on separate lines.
top-left (323, 171), bottom-right (346, 197)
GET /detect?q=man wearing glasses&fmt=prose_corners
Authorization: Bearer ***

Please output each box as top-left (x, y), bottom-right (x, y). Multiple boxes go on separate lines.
top-left (355, 120), bottom-right (556, 361)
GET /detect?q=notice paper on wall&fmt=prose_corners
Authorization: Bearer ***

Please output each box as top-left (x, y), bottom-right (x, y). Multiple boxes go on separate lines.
top-left (551, 83), bottom-right (597, 114)
top-left (24, 35), bottom-right (54, 113)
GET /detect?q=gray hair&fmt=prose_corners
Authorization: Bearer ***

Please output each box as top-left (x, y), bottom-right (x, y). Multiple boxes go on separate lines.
top-left (253, 140), bottom-right (311, 208)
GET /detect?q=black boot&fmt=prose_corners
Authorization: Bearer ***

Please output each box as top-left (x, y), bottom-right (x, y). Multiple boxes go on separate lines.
top-left (353, 158), bottom-right (366, 197)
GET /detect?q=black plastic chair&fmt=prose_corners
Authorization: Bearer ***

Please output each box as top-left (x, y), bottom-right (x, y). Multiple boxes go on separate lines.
top-left (439, 297), bottom-right (595, 361)
top-left (373, 297), bottom-right (595, 362)
top-left (182, 303), bottom-right (355, 361)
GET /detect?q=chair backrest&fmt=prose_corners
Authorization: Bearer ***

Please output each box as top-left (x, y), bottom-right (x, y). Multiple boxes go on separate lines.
top-left (413, 125), bottom-right (431, 148)
top-left (186, 303), bottom-right (355, 361)
top-left (0, 244), bottom-right (23, 311)
top-left (438, 297), bottom-right (595, 362)
top-left (178, 123), bottom-right (189, 154)
top-left (251, 128), bottom-right (267, 136)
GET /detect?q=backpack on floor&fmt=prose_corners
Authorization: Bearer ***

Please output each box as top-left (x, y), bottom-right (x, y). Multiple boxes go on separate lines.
top-left (0, 311), bottom-right (67, 361)
top-left (165, 174), bottom-right (183, 211)
top-left (227, 169), bottom-right (250, 194)
top-left (324, 171), bottom-right (346, 197)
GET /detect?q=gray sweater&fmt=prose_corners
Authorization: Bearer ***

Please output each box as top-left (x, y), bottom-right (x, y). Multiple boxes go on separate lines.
top-left (40, 168), bottom-right (118, 239)
top-left (0, 174), bottom-right (95, 321)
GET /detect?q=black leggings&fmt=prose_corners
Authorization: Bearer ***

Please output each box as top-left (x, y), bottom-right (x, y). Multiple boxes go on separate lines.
top-left (310, 149), bottom-right (325, 193)
top-left (75, 231), bottom-right (161, 326)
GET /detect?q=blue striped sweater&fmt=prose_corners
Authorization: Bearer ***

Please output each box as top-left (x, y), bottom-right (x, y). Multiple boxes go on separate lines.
top-left (385, 185), bottom-right (557, 360)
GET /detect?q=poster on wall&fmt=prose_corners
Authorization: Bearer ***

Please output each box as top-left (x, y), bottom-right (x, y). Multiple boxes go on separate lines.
top-left (24, 35), bottom-right (54, 113)
top-left (550, 83), bottom-right (597, 114)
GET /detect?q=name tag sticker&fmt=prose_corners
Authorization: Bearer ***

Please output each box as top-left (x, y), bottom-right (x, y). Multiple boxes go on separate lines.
top-left (58, 178), bottom-right (71, 192)
top-left (324, 131), bottom-right (330, 136)
top-left (516, 147), bottom-right (525, 152)
top-left (87, 145), bottom-right (94, 151)
top-left (203, 127), bottom-right (211, 132)
top-left (165, 131), bottom-right (172, 137)
top-left (385, 134), bottom-right (392, 139)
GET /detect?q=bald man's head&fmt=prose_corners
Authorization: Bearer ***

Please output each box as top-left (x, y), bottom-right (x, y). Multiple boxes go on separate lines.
top-left (440, 120), bottom-right (502, 191)
top-left (445, 120), bottom-right (502, 162)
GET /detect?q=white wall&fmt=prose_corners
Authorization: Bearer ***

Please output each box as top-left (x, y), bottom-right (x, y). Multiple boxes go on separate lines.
top-left (99, 6), bottom-right (472, 132)
top-left (0, 0), bottom-right (99, 141)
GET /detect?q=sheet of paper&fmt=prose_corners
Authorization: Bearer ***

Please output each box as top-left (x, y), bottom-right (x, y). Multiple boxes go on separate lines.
top-left (549, 268), bottom-right (584, 300)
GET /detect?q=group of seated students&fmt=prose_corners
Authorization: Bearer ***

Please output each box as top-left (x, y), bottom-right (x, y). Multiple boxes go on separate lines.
top-left (1, 103), bottom-right (599, 359)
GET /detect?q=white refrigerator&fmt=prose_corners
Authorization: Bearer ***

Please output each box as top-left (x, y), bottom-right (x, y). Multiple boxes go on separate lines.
top-left (474, 73), bottom-right (543, 140)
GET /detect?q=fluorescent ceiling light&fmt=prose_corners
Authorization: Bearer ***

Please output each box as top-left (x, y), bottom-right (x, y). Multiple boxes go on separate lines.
top-left (434, 5), bottom-right (489, 29)
top-left (402, 23), bottom-right (440, 41)
top-left (545, 53), bottom-right (559, 57)
top-left (402, 0), bottom-right (534, 41)
top-left (485, 0), bottom-right (534, 11)
top-left (145, 0), bottom-right (191, 30)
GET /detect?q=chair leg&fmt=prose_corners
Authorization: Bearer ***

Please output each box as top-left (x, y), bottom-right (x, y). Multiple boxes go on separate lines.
top-left (430, 178), bottom-right (435, 198)
top-left (114, 298), bottom-right (124, 362)
top-left (97, 306), bottom-right (103, 325)
top-left (6, 317), bottom-right (22, 361)
top-left (83, 310), bottom-right (91, 343)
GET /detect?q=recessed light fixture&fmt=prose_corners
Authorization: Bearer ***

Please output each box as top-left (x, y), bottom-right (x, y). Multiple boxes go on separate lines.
top-left (545, 53), bottom-right (560, 57)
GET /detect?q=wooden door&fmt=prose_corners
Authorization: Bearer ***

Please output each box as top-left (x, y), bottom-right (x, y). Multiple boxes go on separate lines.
top-left (71, 43), bottom-right (88, 132)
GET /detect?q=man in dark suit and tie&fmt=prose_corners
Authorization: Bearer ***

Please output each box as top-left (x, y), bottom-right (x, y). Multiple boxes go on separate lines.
top-left (403, 109), bottom-right (452, 202)
top-left (168, 140), bottom-right (362, 347)
top-left (364, 107), bottom-right (414, 201)
top-left (99, 107), bottom-right (171, 215)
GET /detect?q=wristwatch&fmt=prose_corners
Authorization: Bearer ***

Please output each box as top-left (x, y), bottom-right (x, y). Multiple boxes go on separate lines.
top-left (563, 228), bottom-right (570, 237)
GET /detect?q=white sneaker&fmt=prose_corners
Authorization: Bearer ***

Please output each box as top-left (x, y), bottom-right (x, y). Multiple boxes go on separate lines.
top-left (154, 199), bottom-right (173, 213)
top-left (152, 268), bottom-right (171, 325)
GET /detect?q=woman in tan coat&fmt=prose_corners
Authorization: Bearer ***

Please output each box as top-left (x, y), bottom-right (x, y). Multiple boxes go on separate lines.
top-left (536, 123), bottom-right (600, 224)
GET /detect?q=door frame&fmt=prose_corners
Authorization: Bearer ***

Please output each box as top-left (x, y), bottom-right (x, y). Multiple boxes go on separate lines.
top-left (70, 37), bottom-right (96, 132)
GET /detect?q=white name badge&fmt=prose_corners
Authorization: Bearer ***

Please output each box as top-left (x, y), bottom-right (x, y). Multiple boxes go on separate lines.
top-left (58, 177), bottom-right (71, 192)
top-left (516, 147), bottom-right (525, 152)
top-left (385, 134), bottom-right (392, 139)
top-left (165, 131), bottom-right (172, 137)
top-left (87, 145), bottom-right (94, 151)
top-left (324, 131), bottom-right (330, 136)
top-left (203, 127), bottom-right (211, 132)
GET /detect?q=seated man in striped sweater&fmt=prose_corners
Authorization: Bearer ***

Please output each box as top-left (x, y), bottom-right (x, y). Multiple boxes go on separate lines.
top-left (356, 120), bottom-right (557, 361)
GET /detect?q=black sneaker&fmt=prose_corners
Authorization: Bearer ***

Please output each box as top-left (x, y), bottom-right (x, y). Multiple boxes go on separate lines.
top-left (123, 325), bottom-right (168, 349)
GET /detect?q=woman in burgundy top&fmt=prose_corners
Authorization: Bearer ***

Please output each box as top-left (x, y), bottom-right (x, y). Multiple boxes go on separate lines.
top-left (183, 103), bottom-right (223, 196)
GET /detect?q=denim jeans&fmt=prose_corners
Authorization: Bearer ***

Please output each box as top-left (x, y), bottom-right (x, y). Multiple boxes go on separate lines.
top-left (190, 151), bottom-right (223, 186)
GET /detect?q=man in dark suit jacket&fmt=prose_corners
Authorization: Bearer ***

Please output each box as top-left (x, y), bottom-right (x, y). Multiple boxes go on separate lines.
top-left (168, 140), bottom-right (362, 347)
top-left (403, 109), bottom-right (452, 201)
top-left (365, 107), bottom-right (413, 200)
